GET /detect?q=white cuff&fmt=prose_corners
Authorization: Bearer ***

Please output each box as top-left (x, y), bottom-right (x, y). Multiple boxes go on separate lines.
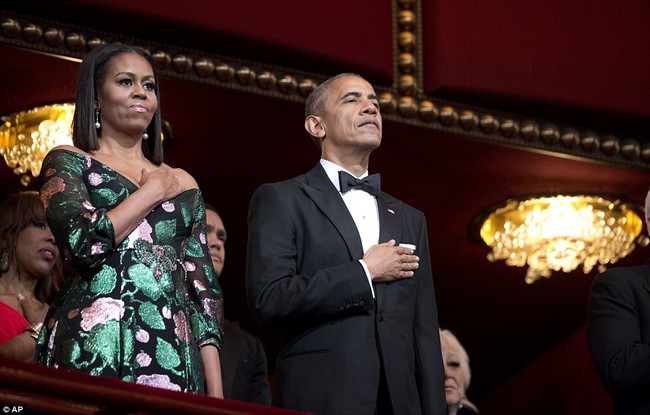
top-left (358, 259), bottom-right (375, 298)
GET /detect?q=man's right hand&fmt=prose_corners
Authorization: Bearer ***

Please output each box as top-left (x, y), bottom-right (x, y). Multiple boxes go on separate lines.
top-left (363, 239), bottom-right (419, 283)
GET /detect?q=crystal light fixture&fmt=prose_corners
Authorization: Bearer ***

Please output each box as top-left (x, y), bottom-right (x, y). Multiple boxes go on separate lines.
top-left (478, 195), bottom-right (647, 284)
top-left (0, 103), bottom-right (74, 186)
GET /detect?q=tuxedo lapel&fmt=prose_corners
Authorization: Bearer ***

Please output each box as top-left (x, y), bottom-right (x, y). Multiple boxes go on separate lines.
top-left (378, 194), bottom-right (402, 244)
top-left (374, 194), bottom-right (403, 308)
top-left (301, 164), bottom-right (365, 260)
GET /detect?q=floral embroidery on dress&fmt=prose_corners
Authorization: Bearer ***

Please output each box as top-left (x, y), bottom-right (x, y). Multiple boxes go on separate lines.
top-left (47, 321), bottom-right (58, 350)
top-left (35, 149), bottom-right (223, 395)
top-left (82, 210), bottom-right (100, 223)
top-left (91, 242), bottom-right (105, 255)
top-left (136, 374), bottom-right (181, 391)
top-left (135, 329), bottom-right (150, 343)
top-left (202, 298), bottom-right (224, 325)
top-left (40, 176), bottom-right (66, 210)
top-left (80, 298), bottom-right (125, 332)
top-left (136, 352), bottom-right (152, 367)
top-left (88, 172), bottom-right (103, 186)
top-left (184, 261), bottom-right (196, 272)
top-left (133, 239), bottom-right (178, 279)
top-left (174, 311), bottom-right (191, 343)
top-left (126, 220), bottom-right (154, 248)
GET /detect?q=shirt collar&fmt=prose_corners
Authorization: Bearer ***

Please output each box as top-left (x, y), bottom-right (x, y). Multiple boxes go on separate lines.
top-left (320, 159), bottom-right (369, 192)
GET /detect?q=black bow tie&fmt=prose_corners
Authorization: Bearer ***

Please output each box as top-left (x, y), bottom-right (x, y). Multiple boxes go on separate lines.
top-left (338, 171), bottom-right (381, 196)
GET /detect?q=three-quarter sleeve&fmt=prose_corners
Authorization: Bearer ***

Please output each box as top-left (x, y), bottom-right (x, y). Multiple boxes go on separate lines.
top-left (183, 192), bottom-right (224, 350)
top-left (40, 149), bottom-right (116, 273)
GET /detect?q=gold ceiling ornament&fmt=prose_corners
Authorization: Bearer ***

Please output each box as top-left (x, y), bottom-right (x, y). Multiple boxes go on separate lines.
top-left (0, 103), bottom-right (74, 186)
top-left (478, 194), bottom-right (648, 284)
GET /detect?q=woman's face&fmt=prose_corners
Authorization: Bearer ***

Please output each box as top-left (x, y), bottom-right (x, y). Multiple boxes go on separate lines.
top-left (442, 337), bottom-right (468, 408)
top-left (13, 221), bottom-right (59, 279)
top-left (96, 52), bottom-right (158, 139)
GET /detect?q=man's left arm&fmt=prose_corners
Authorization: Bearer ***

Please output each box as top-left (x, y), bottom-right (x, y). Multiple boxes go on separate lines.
top-left (412, 211), bottom-right (447, 414)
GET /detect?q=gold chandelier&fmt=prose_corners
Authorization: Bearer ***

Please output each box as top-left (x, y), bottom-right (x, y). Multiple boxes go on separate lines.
top-left (0, 103), bottom-right (75, 186)
top-left (478, 195), bottom-right (647, 284)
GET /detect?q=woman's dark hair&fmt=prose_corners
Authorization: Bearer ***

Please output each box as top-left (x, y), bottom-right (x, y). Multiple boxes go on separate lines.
top-left (72, 43), bottom-right (163, 165)
top-left (0, 191), bottom-right (63, 303)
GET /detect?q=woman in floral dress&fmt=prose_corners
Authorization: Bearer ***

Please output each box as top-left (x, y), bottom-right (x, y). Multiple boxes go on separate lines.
top-left (37, 43), bottom-right (224, 397)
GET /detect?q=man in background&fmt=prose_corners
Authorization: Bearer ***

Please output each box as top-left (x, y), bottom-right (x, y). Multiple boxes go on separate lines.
top-left (205, 204), bottom-right (271, 405)
top-left (586, 189), bottom-right (650, 415)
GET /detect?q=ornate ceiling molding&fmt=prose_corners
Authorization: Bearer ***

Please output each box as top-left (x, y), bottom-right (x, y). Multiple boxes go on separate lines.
top-left (1, 4), bottom-right (649, 170)
top-left (384, 0), bottom-right (650, 171)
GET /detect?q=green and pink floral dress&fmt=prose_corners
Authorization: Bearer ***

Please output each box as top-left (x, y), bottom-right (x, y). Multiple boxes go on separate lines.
top-left (36, 148), bottom-right (223, 394)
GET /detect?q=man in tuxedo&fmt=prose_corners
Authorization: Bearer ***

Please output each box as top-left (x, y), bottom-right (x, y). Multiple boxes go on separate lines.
top-left (205, 205), bottom-right (271, 405)
top-left (246, 73), bottom-right (446, 415)
top-left (586, 189), bottom-right (650, 415)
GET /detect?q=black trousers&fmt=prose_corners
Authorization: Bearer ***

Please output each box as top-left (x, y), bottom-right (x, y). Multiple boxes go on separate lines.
top-left (375, 369), bottom-right (393, 415)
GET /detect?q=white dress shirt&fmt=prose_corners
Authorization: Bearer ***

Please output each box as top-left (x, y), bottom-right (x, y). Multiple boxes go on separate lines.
top-left (320, 159), bottom-right (379, 296)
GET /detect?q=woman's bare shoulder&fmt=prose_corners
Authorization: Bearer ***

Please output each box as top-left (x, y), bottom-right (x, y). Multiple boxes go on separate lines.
top-left (49, 144), bottom-right (89, 156)
top-left (162, 163), bottom-right (199, 190)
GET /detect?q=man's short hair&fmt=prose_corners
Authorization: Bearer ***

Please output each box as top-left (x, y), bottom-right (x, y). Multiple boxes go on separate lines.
top-left (305, 72), bottom-right (362, 118)
top-left (205, 203), bottom-right (219, 215)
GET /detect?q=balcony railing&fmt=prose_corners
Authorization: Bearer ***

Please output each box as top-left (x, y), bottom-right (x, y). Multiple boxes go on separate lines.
top-left (0, 357), bottom-right (309, 415)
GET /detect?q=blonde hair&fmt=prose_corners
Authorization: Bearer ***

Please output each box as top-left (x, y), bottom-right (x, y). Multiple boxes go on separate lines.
top-left (440, 329), bottom-right (471, 386)
top-left (440, 329), bottom-right (479, 412)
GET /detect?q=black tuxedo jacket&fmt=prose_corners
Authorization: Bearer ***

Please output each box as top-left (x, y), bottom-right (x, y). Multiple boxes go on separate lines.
top-left (246, 164), bottom-right (446, 415)
top-left (220, 319), bottom-right (271, 405)
top-left (587, 259), bottom-right (650, 415)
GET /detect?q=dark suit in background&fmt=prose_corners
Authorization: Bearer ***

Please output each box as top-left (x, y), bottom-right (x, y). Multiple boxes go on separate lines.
top-left (204, 205), bottom-right (271, 405)
top-left (220, 319), bottom-right (271, 405)
top-left (246, 74), bottom-right (445, 415)
top-left (587, 259), bottom-right (650, 415)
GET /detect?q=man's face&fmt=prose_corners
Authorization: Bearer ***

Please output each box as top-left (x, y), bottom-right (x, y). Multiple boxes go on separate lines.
top-left (206, 209), bottom-right (227, 277)
top-left (318, 76), bottom-right (382, 154)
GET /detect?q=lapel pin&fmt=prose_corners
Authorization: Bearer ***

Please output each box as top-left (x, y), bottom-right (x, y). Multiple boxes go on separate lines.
top-left (388, 208), bottom-right (395, 214)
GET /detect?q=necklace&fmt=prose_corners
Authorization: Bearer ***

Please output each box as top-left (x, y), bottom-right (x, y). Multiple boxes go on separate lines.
top-left (0, 278), bottom-right (30, 300)
top-left (0, 278), bottom-right (21, 296)
top-left (0, 278), bottom-right (43, 306)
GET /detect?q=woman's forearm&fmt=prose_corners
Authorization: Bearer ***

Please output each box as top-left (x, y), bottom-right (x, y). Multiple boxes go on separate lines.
top-left (200, 345), bottom-right (223, 398)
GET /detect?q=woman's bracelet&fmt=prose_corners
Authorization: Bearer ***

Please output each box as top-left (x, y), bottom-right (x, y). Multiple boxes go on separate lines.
top-left (25, 322), bottom-right (43, 341)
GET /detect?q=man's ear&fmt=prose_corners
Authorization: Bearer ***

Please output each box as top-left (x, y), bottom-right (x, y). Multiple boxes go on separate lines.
top-left (305, 115), bottom-right (325, 139)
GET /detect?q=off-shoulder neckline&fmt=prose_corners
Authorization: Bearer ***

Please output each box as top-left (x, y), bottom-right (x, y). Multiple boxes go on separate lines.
top-left (47, 148), bottom-right (201, 196)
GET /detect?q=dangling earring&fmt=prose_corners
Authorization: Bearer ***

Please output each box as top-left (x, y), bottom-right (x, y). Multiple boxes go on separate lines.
top-left (94, 109), bottom-right (101, 129)
top-left (0, 253), bottom-right (9, 273)
top-left (142, 130), bottom-right (149, 140)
